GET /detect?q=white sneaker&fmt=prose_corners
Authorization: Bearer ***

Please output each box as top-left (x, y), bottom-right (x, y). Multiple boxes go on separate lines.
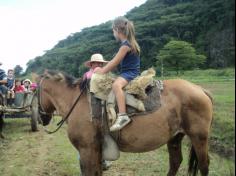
top-left (110, 114), bottom-right (131, 131)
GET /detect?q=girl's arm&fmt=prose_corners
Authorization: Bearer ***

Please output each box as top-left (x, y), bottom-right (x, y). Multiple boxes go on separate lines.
top-left (95, 45), bottom-right (130, 74)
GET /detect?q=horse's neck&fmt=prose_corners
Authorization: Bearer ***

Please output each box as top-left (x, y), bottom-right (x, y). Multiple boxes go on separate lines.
top-left (49, 86), bottom-right (81, 117)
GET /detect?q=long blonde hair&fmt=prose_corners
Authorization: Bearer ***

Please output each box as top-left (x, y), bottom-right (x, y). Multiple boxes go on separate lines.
top-left (112, 16), bottom-right (140, 55)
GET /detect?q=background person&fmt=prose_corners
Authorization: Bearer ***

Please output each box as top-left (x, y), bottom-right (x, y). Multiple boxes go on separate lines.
top-left (23, 79), bottom-right (32, 92)
top-left (6, 69), bottom-right (15, 106)
top-left (14, 79), bottom-right (24, 93)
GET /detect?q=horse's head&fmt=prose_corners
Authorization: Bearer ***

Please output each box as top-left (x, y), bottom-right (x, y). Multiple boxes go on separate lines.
top-left (37, 70), bottom-right (85, 126)
top-left (37, 73), bottom-right (57, 126)
top-left (37, 86), bottom-right (54, 126)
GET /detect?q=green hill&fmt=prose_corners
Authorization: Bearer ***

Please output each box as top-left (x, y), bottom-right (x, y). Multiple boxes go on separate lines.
top-left (26, 0), bottom-right (235, 77)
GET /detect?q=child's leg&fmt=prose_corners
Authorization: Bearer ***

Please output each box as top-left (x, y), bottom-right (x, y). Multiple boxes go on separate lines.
top-left (11, 91), bottom-right (15, 99)
top-left (7, 91), bottom-right (11, 105)
top-left (7, 90), bottom-right (10, 99)
top-left (110, 77), bottom-right (130, 131)
top-left (112, 77), bottom-right (128, 113)
top-left (11, 91), bottom-right (15, 106)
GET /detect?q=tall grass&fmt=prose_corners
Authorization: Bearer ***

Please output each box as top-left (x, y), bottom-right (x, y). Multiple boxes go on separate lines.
top-left (158, 68), bottom-right (235, 83)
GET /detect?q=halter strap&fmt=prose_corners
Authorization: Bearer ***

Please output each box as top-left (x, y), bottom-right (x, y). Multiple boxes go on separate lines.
top-left (38, 77), bottom-right (53, 116)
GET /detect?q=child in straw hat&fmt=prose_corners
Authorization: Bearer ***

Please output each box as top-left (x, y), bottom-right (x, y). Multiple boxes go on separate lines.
top-left (83, 53), bottom-right (108, 80)
top-left (23, 79), bottom-right (32, 92)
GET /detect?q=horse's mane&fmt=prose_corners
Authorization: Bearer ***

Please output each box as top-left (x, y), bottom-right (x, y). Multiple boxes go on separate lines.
top-left (42, 70), bottom-right (83, 88)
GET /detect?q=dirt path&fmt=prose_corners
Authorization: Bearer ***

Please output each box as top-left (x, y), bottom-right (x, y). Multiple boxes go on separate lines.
top-left (0, 128), bottom-right (54, 176)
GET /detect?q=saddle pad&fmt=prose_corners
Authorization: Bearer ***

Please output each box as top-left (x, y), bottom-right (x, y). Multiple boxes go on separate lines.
top-left (125, 80), bottom-right (163, 116)
top-left (90, 68), bottom-right (156, 100)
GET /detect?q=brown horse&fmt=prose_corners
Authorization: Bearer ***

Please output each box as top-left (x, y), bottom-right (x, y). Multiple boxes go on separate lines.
top-left (38, 71), bottom-right (213, 176)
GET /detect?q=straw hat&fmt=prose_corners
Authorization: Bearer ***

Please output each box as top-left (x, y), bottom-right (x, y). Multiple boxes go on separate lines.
top-left (84, 53), bottom-right (108, 68)
top-left (23, 79), bottom-right (32, 84)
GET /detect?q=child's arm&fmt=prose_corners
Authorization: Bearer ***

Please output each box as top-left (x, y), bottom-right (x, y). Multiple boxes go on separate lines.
top-left (96, 45), bottom-right (130, 74)
top-left (11, 80), bottom-right (15, 91)
top-left (0, 80), bottom-right (7, 84)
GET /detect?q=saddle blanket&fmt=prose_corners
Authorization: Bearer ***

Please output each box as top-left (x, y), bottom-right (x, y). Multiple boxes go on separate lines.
top-left (90, 68), bottom-right (157, 100)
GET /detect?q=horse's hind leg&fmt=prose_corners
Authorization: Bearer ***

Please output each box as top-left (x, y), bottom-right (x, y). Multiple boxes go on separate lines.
top-left (167, 133), bottom-right (185, 176)
top-left (186, 110), bottom-right (211, 176)
top-left (189, 134), bottom-right (210, 176)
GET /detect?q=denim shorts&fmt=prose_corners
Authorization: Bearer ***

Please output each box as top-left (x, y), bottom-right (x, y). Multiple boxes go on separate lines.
top-left (120, 70), bottom-right (140, 82)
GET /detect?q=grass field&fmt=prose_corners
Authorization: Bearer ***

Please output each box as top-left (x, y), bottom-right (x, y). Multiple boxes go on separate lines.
top-left (0, 68), bottom-right (235, 176)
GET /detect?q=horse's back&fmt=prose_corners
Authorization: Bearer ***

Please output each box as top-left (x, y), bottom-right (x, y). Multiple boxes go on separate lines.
top-left (163, 79), bottom-right (212, 106)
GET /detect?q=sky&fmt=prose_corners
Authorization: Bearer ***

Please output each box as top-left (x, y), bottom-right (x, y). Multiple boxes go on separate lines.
top-left (0, 0), bottom-right (147, 71)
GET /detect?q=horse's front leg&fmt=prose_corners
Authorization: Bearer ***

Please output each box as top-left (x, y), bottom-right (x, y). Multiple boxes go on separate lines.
top-left (79, 147), bottom-right (103, 176)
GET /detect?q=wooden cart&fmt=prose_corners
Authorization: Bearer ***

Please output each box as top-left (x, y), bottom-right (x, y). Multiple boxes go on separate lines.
top-left (0, 92), bottom-right (39, 131)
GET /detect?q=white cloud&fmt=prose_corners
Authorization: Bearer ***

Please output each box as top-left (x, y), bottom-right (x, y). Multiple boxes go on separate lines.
top-left (0, 0), bottom-right (146, 71)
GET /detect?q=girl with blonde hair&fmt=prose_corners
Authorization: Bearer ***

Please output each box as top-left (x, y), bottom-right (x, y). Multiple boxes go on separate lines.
top-left (95, 16), bottom-right (141, 131)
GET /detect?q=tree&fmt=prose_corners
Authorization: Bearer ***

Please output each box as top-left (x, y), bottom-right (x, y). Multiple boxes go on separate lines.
top-left (14, 65), bottom-right (24, 77)
top-left (156, 40), bottom-right (206, 75)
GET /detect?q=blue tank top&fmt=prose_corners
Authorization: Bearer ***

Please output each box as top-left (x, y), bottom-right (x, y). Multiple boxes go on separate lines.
top-left (118, 40), bottom-right (140, 74)
top-left (7, 78), bottom-right (15, 89)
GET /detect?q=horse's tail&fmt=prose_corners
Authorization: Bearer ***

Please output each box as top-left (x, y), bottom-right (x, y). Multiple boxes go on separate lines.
top-left (188, 146), bottom-right (198, 176)
top-left (201, 88), bottom-right (214, 129)
top-left (202, 88), bottom-right (213, 104)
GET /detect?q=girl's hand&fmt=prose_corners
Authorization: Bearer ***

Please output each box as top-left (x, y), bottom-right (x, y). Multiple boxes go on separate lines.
top-left (94, 67), bottom-right (104, 74)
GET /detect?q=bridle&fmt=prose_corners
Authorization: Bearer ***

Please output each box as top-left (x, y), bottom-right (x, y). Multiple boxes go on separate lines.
top-left (38, 77), bottom-right (86, 134)
top-left (38, 77), bottom-right (53, 117)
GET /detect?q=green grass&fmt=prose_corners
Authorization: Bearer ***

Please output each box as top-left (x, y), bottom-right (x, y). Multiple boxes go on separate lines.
top-left (159, 68), bottom-right (235, 83)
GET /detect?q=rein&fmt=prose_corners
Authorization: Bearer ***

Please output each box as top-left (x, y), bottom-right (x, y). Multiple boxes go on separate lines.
top-left (38, 77), bottom-right (86, 134)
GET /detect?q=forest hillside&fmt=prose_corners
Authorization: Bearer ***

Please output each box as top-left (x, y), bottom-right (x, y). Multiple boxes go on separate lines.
top-left (26, 0), bottom-right (235, 76)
